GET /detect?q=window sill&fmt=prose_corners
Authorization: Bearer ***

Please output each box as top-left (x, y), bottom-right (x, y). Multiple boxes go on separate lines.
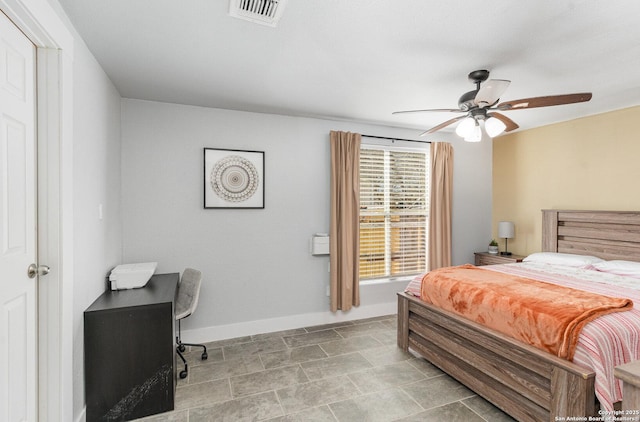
top-left (359, 276), bottom-right (415, 286)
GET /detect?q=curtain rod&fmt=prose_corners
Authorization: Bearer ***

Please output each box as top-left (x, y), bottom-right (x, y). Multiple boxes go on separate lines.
top-left (361, 134), bottom-right (430, 144)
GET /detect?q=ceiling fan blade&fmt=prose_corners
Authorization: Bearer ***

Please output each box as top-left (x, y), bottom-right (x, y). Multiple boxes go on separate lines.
top-left (474, 79), bottom-right (511, 108)
top-left (392, 108), bottom-right (462, 115)
top-left (497, 93), bottom-right (592, 110)
top-left (487, 112), bottom-right (519, 132)
top-left (419, 116), bottom-right (466, 136)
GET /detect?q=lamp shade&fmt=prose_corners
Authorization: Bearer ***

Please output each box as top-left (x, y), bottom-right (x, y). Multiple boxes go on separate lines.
top-left (464, 123), bottom-right (482, 142)
top-left (485, 116), bottom-right (507, 137)
top-left (498, 221), bottom-right (515, 239)
top-left (455, 117), bottom-right (476, 137)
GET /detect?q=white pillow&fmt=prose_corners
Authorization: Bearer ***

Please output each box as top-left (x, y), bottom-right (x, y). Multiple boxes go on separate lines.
top-left (523, 252), bottom-right (605, 267)
top-left (592, 260), bottom-right (640, 277)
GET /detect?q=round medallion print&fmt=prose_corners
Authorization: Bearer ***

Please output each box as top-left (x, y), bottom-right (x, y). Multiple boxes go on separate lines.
top-left (210, 155), bottom-right (259, 202)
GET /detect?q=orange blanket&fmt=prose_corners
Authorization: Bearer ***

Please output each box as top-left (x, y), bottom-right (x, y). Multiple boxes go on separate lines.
top-left (420, 264), bottom-right (633, 360)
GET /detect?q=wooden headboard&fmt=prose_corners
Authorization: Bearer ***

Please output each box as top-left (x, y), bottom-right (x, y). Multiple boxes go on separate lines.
top-left (542, 210), bottom-right (640, 262)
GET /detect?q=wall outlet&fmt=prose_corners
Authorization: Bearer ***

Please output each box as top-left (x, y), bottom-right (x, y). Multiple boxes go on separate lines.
top-left (326, 285), bottom-right (330, 296)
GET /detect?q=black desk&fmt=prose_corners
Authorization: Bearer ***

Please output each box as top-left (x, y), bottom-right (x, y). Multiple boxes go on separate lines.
top-left (84, 273), bottom-right (179, 421)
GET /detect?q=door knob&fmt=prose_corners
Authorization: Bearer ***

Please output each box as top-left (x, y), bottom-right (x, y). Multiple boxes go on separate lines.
top-left (27, 263), bottom-right (50, 279)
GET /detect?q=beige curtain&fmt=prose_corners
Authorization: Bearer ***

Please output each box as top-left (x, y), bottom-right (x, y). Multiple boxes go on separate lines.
top-left (429, 142), bottom-right (454, 270)
top-left (329, 131), bottom-right (361, 312)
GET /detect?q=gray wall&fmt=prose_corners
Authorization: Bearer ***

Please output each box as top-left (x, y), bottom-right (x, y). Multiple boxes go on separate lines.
top-left (121, 99), bottom-right (492, 340)
top-left (47, 1), bottom-right (124, 419)
top-left (70, 32), bottom-right (123, 419)
top-left (47, 1), bottom-right (492, 419)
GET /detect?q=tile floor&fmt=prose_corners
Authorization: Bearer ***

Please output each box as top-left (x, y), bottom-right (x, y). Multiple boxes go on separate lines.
top-left (135, 315), bottom-right (515, 422)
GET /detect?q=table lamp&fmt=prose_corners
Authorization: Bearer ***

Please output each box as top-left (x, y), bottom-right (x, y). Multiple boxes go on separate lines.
top-left (498, 221), bottom-right (515, 256)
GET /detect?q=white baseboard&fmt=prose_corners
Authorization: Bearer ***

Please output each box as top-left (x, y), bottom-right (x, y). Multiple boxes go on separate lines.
top-left (181, 300), bottom-right (397, 343)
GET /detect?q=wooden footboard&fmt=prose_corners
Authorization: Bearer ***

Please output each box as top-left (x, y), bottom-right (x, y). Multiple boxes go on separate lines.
top-left (398, 292), bottom-right (597, 422)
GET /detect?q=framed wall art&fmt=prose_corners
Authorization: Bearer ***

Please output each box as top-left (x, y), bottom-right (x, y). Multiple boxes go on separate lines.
top-left (204, 148), bottom-right (265, 209)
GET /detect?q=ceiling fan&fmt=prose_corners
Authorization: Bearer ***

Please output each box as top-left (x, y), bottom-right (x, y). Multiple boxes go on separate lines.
top-left (393, 69), bottom-right (592, 141)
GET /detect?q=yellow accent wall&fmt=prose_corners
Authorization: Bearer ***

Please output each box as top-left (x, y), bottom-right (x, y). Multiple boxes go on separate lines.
top-left (492, 106), bottom-right (640, 255)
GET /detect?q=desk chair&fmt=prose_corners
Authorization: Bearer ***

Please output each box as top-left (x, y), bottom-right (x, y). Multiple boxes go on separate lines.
top-left (175, 268), bottom-right (208, 379)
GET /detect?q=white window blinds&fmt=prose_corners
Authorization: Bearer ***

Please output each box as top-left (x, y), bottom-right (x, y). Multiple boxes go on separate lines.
top-left (359, 144), bottom-right (430, 280)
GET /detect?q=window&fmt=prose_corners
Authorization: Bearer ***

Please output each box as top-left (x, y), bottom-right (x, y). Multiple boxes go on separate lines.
top-left (359, 141), bottom-right (430, 281)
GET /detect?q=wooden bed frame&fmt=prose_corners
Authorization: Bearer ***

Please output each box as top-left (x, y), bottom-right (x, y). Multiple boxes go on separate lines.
top-left (397, 210), bottom-right (640, 422)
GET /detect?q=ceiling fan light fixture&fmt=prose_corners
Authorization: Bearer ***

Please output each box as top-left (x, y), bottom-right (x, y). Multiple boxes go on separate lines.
top-left (393, 70), bottom-right (592, 140)
top-left (464, 123), bottom-right (483, 143)
top-left (485, 116), bottom-right (507, 137)
top-left (455, 117), bottom-right (476, 138)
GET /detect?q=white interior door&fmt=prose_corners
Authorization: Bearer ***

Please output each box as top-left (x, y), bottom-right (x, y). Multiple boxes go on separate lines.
top-left (0, 10), bottom-right (37, 422)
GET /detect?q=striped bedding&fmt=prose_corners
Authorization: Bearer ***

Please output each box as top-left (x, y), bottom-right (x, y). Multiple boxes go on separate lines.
top-left (405, 262), bottom-right (640, 411)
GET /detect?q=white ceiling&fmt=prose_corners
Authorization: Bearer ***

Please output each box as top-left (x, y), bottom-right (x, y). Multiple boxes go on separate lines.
top-left (54, 0), bottom-right (640, 136)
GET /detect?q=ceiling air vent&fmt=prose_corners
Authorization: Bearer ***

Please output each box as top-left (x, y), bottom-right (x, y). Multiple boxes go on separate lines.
top-left (229, 0), bottom-right (288, 27)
